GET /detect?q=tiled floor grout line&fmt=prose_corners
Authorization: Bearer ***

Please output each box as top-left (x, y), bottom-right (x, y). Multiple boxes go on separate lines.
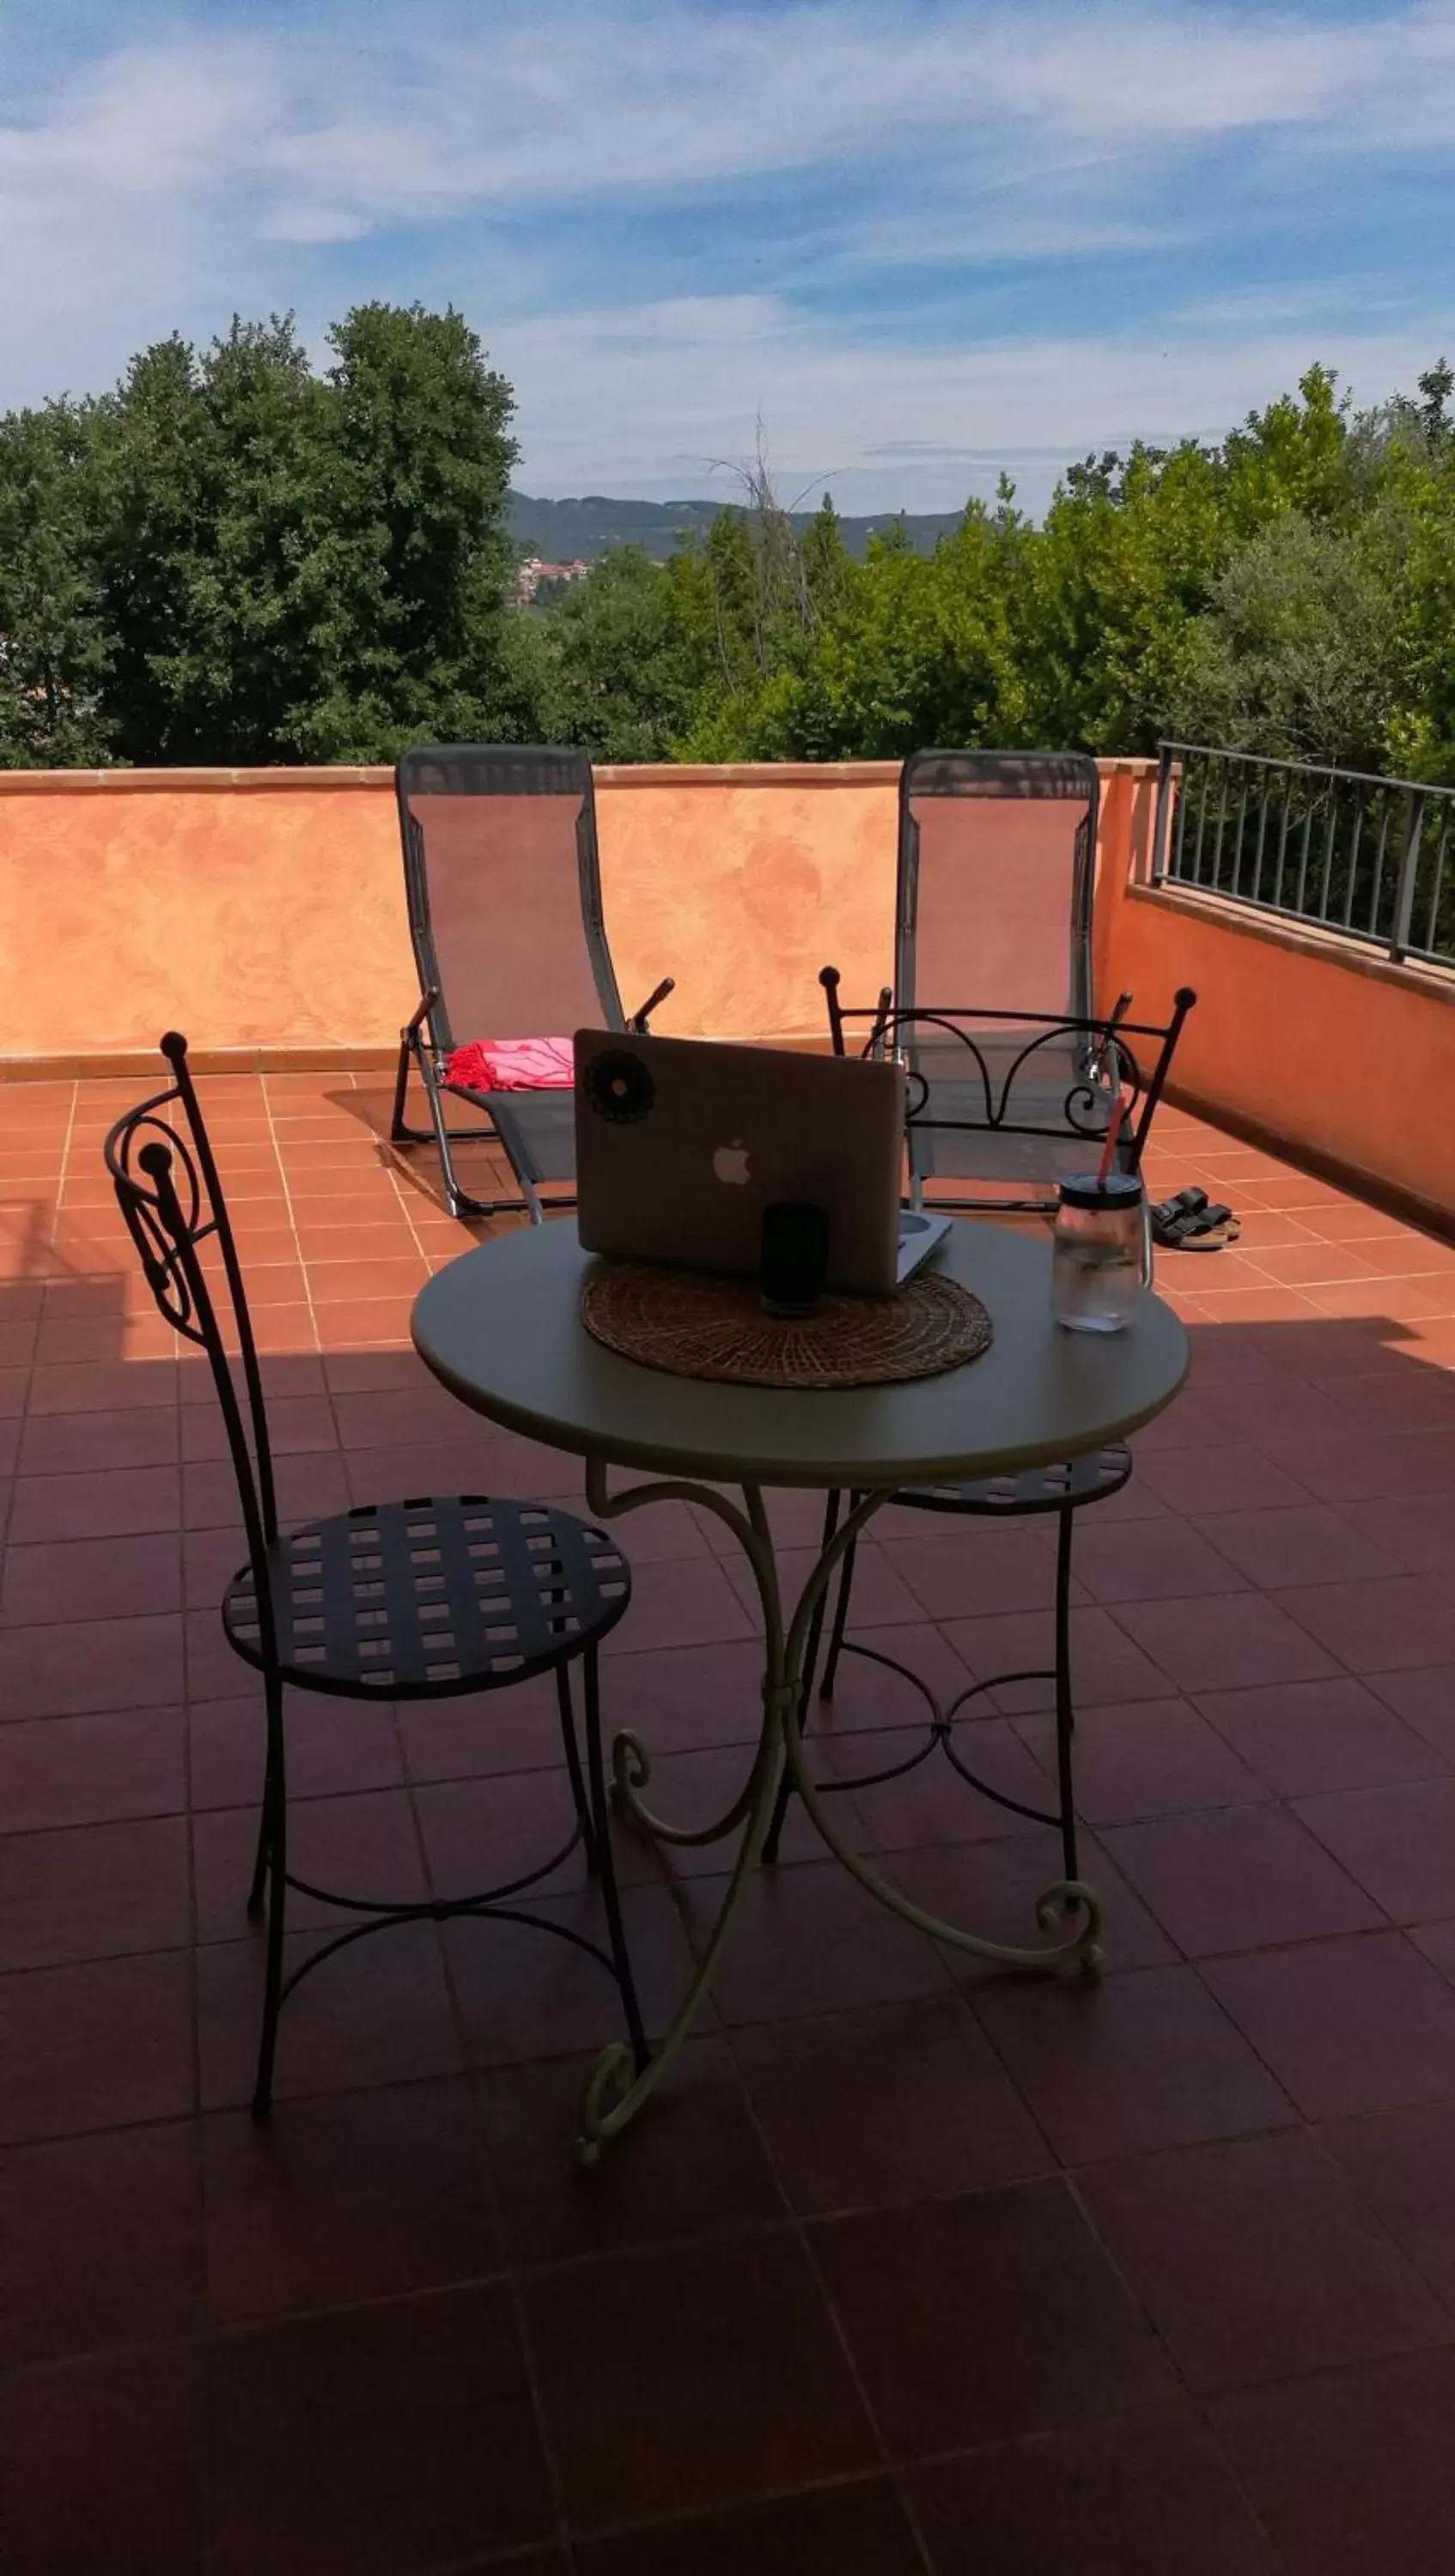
top-left (732, 2057), bottom-right (916, 2534)
top-left (13, 1563), bottom-right (1446, 1713)
top-left (1075, 2092), bottom-right (1455, 2325)
top-left (425, 1740), bottom-right (579, 2570)
top-left (257, 1072), bottom-right (322, 1357)
top-left (15, 2031), bottom-right (1455, 2290)
top-left (0, 1081), bottom-right (77, 1558)
top-left (13, 1874), bottom-right (1455, 2136)
top-left (591, 1852), bottom-right (947, 2574)
top-left (8, 2050), bottom-right (1452, 2535)
top-left (383, 1083), bottom-right (447, 1264)
top-left (1065, 2092), bottom-right (1455, 2576)
top-left (5, 2215), bottom-right (1442, 2432)
top-left (1052, 2076), bottom-right (1311, 2564)
top-left (3, 1677), bottom-right (1452, 1808)
top-left (1188, 2396), bottom-right (1303, 2576)
top-left (327, 1162), bottom-right (589, 2576)
top-left (499, 2233), bottom-right (588, 2573)
top-left (174, 1073), bottom-right (210, 2300)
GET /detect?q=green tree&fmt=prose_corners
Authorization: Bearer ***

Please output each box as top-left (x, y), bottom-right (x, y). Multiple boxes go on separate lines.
top-left (1165, 360), bottom-right (1455, 779)
top-left (533, 545), bottom-right (691, 761)
top-left (93, 319), bottom-right (323, 764)
top-left (0, 400), bottom-right (111, 766)
top-left (800, 492), bottom-right (852, 619)
top-left (650, 467), bottom-right (860, 750)
top-left (5, 328), bottom-right (1455, 781)
top-left (6, 302), bottom-right (524, 767)
top-left (295, 302), bottom-right (521, 760)
top-left (738, 503), bottom-right (1026, 760)
top-left (1221, 363), bottom-right (1353, 537)
top-left (1017, 440), bottom-right (1225, 751)
top-left (1164, 508), bottom-right (1409, 769)
top-left (1379, 365), bottom-right (1455, 781)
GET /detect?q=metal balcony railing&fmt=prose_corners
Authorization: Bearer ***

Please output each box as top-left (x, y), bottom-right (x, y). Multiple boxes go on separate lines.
top-left (1150, 743), bottom-right (1455, 971)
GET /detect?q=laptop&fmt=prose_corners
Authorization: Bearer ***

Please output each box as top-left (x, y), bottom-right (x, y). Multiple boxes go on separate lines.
top-left (575, 1030), bottom-right (943, 1295)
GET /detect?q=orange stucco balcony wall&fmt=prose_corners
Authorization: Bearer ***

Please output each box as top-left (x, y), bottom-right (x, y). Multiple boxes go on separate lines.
top-left (1, 758), bottom-right (1452, 1224)
top-left (0, 762), bottom-right (901, 1062)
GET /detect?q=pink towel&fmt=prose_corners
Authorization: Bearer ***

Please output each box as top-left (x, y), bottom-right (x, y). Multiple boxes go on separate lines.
top-left (444, 1037), bottom-right (575, 1093)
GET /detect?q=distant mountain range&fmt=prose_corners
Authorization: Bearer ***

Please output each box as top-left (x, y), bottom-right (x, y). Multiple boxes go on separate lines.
top-left (506, 489), bottom-right (964, 562)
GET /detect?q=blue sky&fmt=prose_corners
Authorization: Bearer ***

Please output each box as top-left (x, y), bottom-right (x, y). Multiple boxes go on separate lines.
top-left (2, 0), bottom-right (1453, 511)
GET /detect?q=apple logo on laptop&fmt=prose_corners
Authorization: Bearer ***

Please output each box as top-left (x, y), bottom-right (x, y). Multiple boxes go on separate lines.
top-left (713, 1139), bottom-right (751, 1187)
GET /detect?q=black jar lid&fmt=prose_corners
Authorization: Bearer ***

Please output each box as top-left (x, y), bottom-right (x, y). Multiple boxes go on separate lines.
top-left (1058, 1170), bottom-right (1145, 1212)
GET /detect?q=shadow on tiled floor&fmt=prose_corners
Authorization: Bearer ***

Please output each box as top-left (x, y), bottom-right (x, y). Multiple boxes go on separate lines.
top-left (2, 1072), bottom-right (1455, 2570)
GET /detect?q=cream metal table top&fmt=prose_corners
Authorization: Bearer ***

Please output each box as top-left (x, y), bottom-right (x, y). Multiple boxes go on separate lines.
top-left (411, 1217), bottom-right (1188, 1491)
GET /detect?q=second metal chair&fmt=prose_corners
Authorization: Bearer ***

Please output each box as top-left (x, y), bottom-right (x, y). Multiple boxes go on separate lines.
top-left (107, 1034), bottom-right (648, 2116)
top-left (765, 976), bottom-right (1196, 1878)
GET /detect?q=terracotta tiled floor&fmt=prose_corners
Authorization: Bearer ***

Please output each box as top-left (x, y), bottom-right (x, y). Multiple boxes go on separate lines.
top-left (2, 1069), bottom-right (1455, 2572)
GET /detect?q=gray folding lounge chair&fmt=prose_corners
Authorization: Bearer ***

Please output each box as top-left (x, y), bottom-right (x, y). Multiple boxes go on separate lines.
top-left (894, 748), bottom-right (1110, 1210)
top-left (390, 744), bottom-right (673, 1222)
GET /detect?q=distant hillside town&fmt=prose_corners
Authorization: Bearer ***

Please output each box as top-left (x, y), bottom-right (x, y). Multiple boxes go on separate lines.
top-left (506, 489), bottom-right (964, 562)
top-left (514, 556), bottom-right (591, 605)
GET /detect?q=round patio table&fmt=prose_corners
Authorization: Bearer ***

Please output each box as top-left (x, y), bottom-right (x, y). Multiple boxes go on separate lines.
top-left (412, 1218), bottom-right (1187, 2156)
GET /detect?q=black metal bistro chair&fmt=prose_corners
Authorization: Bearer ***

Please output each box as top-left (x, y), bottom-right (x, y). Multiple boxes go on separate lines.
top-left (106, 1034), bottom-right (648, 2117)
top-left (390, 744), bottom-right (674, 1223)
top-left (764, 974), bottom-right (1196, 1879)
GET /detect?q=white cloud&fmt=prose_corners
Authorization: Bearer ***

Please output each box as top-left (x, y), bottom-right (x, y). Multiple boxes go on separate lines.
top-left (1, 3), bottom-right (1453, 491)
top-left (0, 39), bottom-right (271, 198)
top-left (0, 39), bottom-right (280, 393)
top-left (1175, 277), bottom-right (1424, 331)
top-left (244, 1), bottom-right (1455, 226)
top-left (840, 195), bottom-right (1178, 272)
top-left (7, 4), bottom-right (1455, 255)
top-left (493, 289), bottom-right (1455, 507)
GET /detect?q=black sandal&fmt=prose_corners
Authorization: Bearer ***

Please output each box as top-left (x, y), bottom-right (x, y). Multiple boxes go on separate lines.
top-left (1151, 1187), bottom-right (1241, 1252)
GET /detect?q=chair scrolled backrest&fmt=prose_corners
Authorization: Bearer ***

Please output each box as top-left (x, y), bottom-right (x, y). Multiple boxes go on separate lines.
top-left (821, 965), bottom-right (1197, 1186)
top-left (394, 744), bottom-right (626, 1053)
top-left (104, 1034), bottom-right (280, 1665)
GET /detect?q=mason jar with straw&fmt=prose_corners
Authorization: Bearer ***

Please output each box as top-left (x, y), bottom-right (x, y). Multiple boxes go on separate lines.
top-left (1050, 1058), bottom-right (1150, 1333)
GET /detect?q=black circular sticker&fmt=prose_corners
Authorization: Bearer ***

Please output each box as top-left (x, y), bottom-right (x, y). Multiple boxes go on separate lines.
top-left (584, 1048), bottom-right (656, 1125)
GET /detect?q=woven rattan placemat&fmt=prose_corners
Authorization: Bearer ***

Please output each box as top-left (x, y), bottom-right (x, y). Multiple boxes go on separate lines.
top-left (580, 1260), bottom-right (992, 1390)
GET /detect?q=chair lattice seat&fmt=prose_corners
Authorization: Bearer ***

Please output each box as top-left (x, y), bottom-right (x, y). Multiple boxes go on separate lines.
top-left (222, 1497), bottom-right (630, 1695)
top-left (894, 1444), bottom-right (1132, 1517)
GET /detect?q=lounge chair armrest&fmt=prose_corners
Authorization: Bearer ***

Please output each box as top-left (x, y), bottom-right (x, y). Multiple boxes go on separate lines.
top-left (1085, 988), bottom-right (1134, 1084)
top-left (630, 977), bottom-right (675, 1033)
top-left (400, 989), bottom-right (440, 1045)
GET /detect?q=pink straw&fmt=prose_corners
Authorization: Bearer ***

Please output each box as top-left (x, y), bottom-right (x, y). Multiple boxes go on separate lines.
top-left (1096, 1056), bottom-right (1126, 1188)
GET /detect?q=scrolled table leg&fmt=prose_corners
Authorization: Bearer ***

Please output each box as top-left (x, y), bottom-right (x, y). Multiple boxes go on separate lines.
top-left (574, 1466), bottom-right (1102, 2160)
top-left (767, 1495), bottom-right (1105, 1978)
top-left (575, 1468), bottom-right (789, 2160)
top-left (778, 1562), bottom-right (1105, 1975)
top-left (587, 1463), bottom-right (773, 1856)
top-left (609, 1722), bottom-right (762, 1852)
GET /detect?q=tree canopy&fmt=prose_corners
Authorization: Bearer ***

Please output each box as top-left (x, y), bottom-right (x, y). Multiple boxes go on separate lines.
top-left (0, 304), bottom-right (521, 767)
top-left (2, 331), bottom-right (1453, 781)
top-left (514, 362), bottom-right (1455, 781)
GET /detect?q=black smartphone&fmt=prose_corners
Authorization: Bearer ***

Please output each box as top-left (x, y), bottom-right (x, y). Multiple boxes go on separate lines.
top-left (760, 1202), bottom-right (831, 1315)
